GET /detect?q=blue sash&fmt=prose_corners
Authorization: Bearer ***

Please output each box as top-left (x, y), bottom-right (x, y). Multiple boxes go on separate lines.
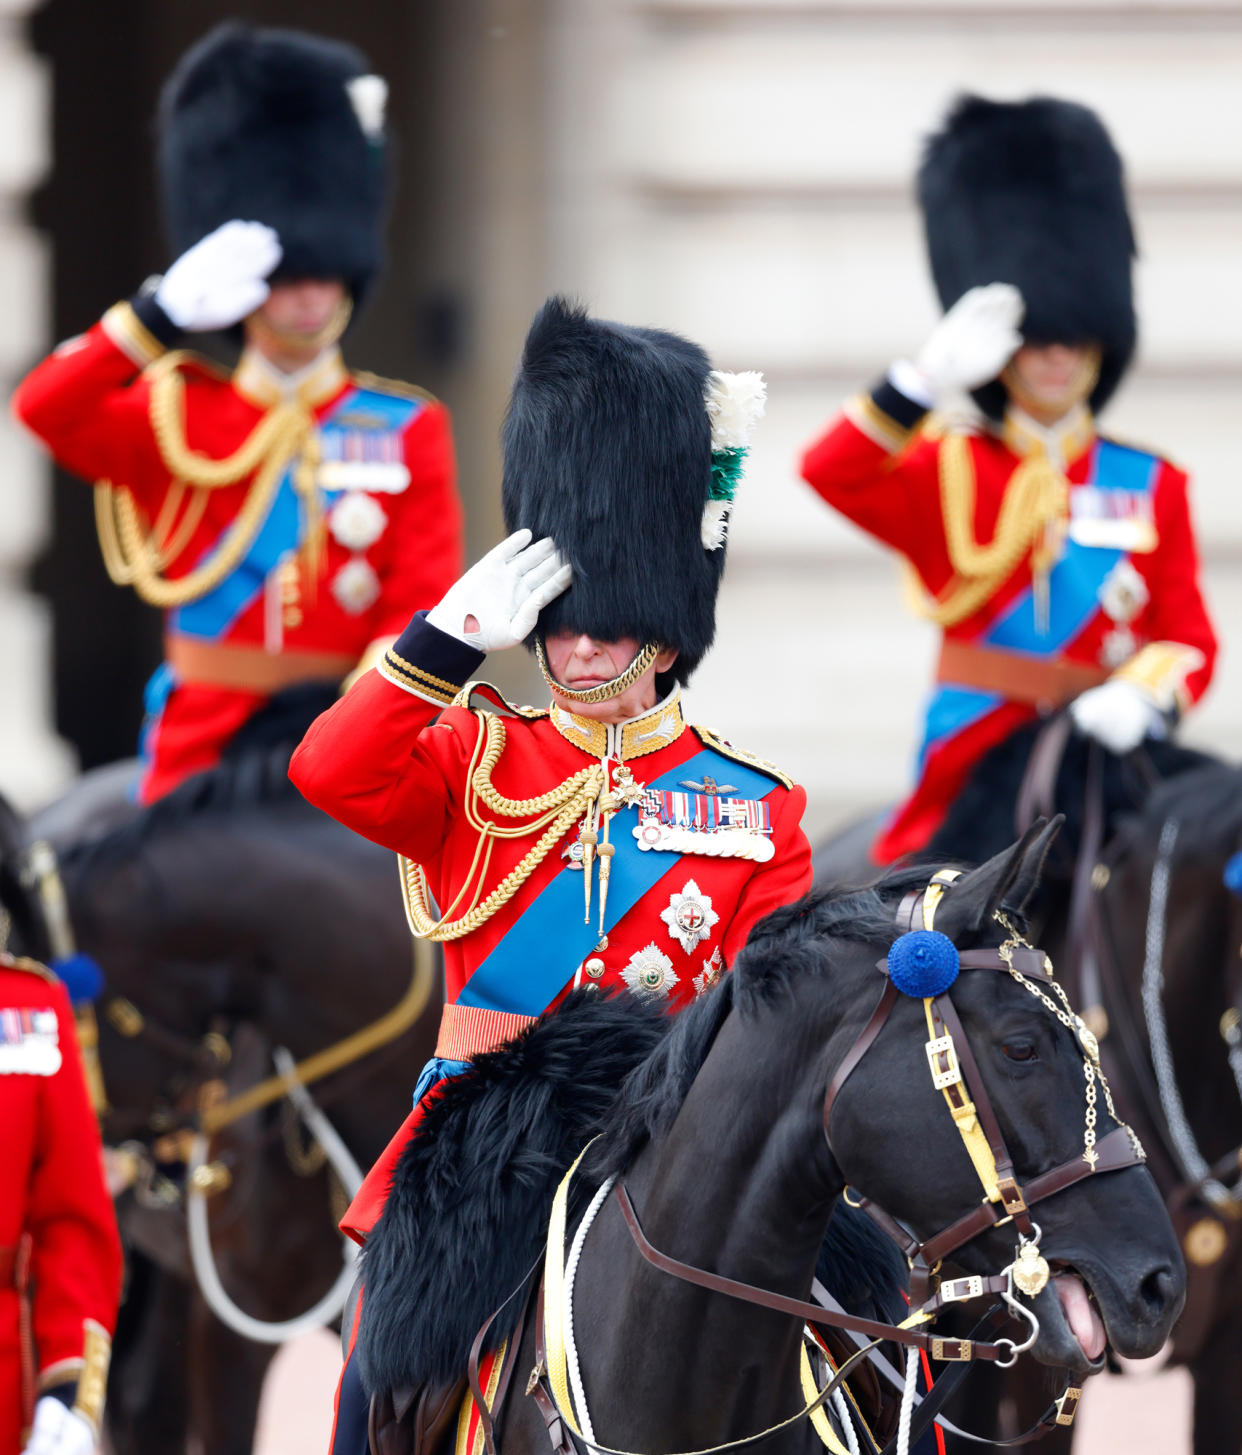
top-left (917, 438), bottom-right (1158, 765)
top-left (456, 747), bottom-right (778, 1017)
top-left (169, 385), bottom-right (421, 640)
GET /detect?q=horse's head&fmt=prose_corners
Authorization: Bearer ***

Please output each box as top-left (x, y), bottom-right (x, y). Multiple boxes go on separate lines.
top-left (814, 821), bottom-right (1184, 1374)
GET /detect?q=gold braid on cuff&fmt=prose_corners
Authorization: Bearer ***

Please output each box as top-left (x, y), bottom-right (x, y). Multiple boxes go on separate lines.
top-left (534, 637), bottom-right (660, 704)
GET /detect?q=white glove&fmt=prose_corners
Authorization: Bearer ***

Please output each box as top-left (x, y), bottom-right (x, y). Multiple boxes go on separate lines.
top-left (22, 1397), bottom-right (95, 1455)
top-left (427, 530), bottom-right (572, 652)
top-left (905, 283), bottom-right (1025, 401)
top-left (1069, 679), bottom-right (1165, 755)
top-left (154, 220), bottom-right (282, 332)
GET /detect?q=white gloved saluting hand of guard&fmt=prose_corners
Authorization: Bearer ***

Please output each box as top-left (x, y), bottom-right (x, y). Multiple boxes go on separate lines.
top-left (154, 220), bottom-right (283, 333)
top-left (427, 530), bottom-right (572, 653)
top-left (892, 283), bottom-right (1025, 407)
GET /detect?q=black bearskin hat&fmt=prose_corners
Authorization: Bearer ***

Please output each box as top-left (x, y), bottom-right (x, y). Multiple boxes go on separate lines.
top-left (157, 23), bottom-right (388, 304)
top-left (502, 298), bottom-right (760, 685)
top-left (918, 94), bottom-right (1137, 418)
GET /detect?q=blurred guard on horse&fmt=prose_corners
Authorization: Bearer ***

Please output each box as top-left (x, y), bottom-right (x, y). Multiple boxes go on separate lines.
top-left (801, 95), bottom-right (1217, 866)
top-left (291, 296), bottom-right (815, 1452)
top-left (1, 954), bottom-right (121, 1455)
top-left (14, 23), bottom-right (463, 804)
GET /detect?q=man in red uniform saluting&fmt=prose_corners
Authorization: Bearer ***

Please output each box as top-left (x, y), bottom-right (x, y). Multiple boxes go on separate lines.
top-left (1, 954), bottom-right (121, 1455)
top-left (291, 297), bottom-right (813, 1450)
top-left (801, 96), bottom-right (1216, 864)
top-left (13, 24), bottom-right (462, 802)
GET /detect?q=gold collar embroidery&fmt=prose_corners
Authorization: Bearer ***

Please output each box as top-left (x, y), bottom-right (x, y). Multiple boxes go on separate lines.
top-left (1000, 403), bottom-right (1095, 470)
top-left (549, 689), bottom-right (685, 761)
top-left (233, 347), bottom-right (349, 411)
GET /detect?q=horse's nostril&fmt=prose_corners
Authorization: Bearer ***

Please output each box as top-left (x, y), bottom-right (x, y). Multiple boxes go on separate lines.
top-left (1140, 1264), bottom-right (1178, 1314)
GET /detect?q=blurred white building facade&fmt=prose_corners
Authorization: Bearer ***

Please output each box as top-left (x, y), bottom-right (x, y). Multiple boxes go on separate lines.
top-left (544, 0), bottom-right (1242, 840)
top-left (4, 0), bottom-right (1239, 834)
top-left (0, 0), bottom-right (72, 805)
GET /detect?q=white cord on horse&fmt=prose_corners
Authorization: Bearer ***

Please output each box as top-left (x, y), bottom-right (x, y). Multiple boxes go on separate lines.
top-left (895, 1346), bottom-right (919, 1455)
top-left (830, 1386), bottom-right (860, 1455)
top-left (185, 1047), bottom-right (365, 1345)
top-left (563, 1173), bottom-right (617, 1448)
top-left (1141, 819), bottom-right (1241, 1209)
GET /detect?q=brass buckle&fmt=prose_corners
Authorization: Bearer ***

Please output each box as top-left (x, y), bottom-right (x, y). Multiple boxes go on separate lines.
top-left (930, 1337), bottom-right (972, 1362)
top-left (938, 1274), bottom-right (984, 1303)
top-left (925, 1034), bottom-right (962, 1091)
top-left (996, 1176), bottom-right (1028, 1216)
top-left (1055, 1385), bottom-right (1082, 1427)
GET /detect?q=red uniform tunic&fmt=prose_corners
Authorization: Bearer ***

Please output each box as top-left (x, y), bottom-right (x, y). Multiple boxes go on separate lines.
top-left (801, 379), bottom-right (1217, 862)
top-left (12, 298), bottom-right (464, 801)
top-left (0, 957), bottom-right (120, 1453)
top-left (290, 612), bottom-right (814, 1242)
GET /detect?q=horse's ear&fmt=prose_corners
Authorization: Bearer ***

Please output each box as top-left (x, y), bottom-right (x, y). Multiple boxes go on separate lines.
top-left (935, 816), bottom-right (1064, 939)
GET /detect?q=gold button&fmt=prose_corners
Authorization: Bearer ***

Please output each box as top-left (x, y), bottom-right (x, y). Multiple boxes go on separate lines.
top-left (584, 958), bottom-right (605, 980)
top-left (283, 608), bottom-right (303, 628)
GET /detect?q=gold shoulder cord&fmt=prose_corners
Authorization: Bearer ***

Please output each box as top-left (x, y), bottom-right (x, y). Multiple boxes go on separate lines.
top-left (95, 352), bottom-right (319, 608)
top-left (399, 711), bottom-right (605, 942)
top-left (906, 432), bottom-right (1068, 629)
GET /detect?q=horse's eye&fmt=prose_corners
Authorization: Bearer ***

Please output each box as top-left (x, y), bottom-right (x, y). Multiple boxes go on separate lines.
top-left (1003, 1040), bottom-right (1037, 1063)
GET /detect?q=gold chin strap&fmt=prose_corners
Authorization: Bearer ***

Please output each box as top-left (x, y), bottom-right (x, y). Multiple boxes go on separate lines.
top-left (244, 295), bottom-right (354, 353)
top-left (535, 637), bottom-right (660, 705)
top-left (918, 868), bottom-right (1009, 1205)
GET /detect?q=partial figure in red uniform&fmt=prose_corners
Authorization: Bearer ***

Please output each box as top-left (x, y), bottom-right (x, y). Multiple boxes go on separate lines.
top-left (0, 954), bottom-right (121, 1455)
top-left (290, 297), bottom-right (813, 1451)
top-left (13, 24), bottom-right (462, 802)
top-left (800, 95), bottom-right (1217, 864)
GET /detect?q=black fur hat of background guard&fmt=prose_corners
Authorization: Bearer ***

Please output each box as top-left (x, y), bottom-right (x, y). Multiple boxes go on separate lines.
top-left (501, 297), bottom-right (722, 685)
top-left (918, 94), bottom-right (1137, 420)
top-left (157, 22), bottom-right (389, 305)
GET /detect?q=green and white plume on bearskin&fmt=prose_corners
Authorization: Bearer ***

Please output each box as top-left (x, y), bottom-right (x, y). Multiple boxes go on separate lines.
top-left (703, 369), bottom-right (766, 551)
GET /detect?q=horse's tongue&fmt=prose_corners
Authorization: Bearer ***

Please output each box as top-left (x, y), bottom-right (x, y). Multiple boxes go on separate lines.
top-left (1055, 1273), bottom-right (1105, 1361)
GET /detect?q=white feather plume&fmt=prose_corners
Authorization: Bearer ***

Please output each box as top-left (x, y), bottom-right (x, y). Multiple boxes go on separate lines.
top-left (701, 499), bottom-right (732, 551)
top-left (705, 370), bottom-right (766, 452)
top-left (346, 75), bottom-right (388, 139)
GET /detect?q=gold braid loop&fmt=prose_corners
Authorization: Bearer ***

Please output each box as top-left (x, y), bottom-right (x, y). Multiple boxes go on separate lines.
top-left (399, 711), bottom-right (606, 942)
top-left (94, 352), bottom-right (316, 608)
top-left (535, 638), bottom-right (660, 703)
top-left (905, 432), bottom-right (1069, 629)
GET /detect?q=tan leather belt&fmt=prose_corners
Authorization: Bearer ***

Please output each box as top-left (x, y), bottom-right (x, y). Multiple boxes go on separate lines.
top-left (937, 639), bottom-right (1109, 709)
top-left (435, 1003), bottom-right (536, 1061)
top-left (165, 637), bottom-right (354, 695)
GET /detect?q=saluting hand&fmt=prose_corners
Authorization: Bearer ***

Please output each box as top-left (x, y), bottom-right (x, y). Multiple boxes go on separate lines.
top-left (154, 219), bottom-right (283, 333)
top-left (427, 530), bottom-right (572, 652)
top-left (905, 283), bottom-right (1025, 403)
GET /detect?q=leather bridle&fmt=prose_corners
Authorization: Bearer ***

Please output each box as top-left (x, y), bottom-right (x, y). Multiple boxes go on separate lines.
top-left (823, 869), bottom-right (1148, 1324)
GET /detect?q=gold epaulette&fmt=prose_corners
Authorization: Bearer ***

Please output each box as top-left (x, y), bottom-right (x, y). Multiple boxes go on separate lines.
top-left (452, 680), bottom-right (548, 721)
top-left (692, 725), bottom-right (794, 790)
top-left (350, 369), bottom-right (439, 405)
top-left (0, 951), bottom-right (59, 985)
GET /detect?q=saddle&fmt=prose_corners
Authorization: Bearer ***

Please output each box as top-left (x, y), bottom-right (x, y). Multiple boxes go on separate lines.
top-left (368, 1379), bottom-right (469, 1455)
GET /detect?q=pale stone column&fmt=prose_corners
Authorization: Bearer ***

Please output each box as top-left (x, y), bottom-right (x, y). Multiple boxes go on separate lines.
top-left (0, 0), bottom-right (75, 810)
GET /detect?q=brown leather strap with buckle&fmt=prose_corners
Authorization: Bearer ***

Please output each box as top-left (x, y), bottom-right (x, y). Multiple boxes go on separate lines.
top-left (530, 1286), bottom-right (574, 1455)
top-left (165, 635), bottom-right (354, 694)
top-left (937, 639), bottom-right (1108, 710)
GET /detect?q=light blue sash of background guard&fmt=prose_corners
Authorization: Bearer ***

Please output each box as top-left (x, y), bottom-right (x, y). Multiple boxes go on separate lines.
top-left (456, 747), bottom-right (779, 1017)
top-left (915, 438), bottom-right (1158, 769)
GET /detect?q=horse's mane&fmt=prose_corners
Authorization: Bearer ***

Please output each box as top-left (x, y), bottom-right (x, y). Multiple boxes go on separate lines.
top-left (588, 865), bottom-right (937, 1181)
top-left (58, 746), bottom-right (307, 872)
top-left (1132, 759), bottom-right (1242, 858)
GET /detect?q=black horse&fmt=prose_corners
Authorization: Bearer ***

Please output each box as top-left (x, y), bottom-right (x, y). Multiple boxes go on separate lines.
top-left (0, 750), bottom-right (441, 1455)
top-left (357, 824), bottom-right (1184, 1455)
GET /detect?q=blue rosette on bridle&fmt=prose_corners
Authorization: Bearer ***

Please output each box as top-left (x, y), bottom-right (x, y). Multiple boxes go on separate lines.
top-left (888, 930), bottom-right (960, 998)
top-left (1224, 852), bottom-right (1242, 898)
top-left (53, 951), bottom-right (105, 1005)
